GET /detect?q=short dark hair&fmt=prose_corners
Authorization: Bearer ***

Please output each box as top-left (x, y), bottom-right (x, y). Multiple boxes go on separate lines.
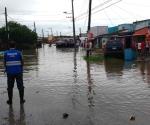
top-left (9, 41), bottom-right (16, 48)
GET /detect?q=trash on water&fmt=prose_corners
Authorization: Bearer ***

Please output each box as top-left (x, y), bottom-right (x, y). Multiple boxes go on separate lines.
top-left (35, 91), bottom-right (40, 93)
top-left (63, 113), bottom-right (69, 119)
top-left (130, 115), bottom-right (135, 121)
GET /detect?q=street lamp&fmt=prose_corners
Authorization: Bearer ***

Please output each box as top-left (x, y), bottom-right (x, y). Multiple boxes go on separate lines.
top-left (63, 11), bottom-right (72, 14)
top-left (48, 27), bottom-right (53, 36)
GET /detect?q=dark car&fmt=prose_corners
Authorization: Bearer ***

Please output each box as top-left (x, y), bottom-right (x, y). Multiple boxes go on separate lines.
top-left (104, 40), bottom-right (124, 57)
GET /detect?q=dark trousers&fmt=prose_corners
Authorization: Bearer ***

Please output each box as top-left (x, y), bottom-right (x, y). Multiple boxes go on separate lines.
top-left (7, 73), bottom-right (24, 91)
top-left (86, 49), bottom-right (92, 57)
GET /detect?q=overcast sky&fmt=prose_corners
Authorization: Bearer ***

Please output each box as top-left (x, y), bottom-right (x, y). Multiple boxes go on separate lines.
top-left (0, 0), bottom-right (150, 36)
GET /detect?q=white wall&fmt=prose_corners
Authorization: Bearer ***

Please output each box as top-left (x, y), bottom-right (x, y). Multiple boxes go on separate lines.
top-left (90, 26), bottom-right (108, 37)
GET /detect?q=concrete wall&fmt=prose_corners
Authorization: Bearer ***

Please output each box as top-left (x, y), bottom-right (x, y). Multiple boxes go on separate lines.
top-left (90, 26), bottom-right (108, 37)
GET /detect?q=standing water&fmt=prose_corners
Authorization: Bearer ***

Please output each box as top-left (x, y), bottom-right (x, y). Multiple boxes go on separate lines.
top-left (0, 44), bottom-right (150, 125)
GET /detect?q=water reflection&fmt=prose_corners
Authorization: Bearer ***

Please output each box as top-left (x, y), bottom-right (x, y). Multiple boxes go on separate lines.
top-left (104, 58), bottom-right (124, 77)
top-left (56, 47), bottom-right (79, 53)
top-left (146, 62), bottom-right (150, 87)
top-left (123, 61), bottom-right (135, 70)
top-left (71, 48), bottom-right (79, 109)
top-left (23, 49), bottom-right (38, 73)
top-left (8, 105), bottom-right (26, 125)
top-left (73, 48), bottom-right (77, 73)
top-left (8, 106), bottom-right (15, 125)
top-left (86, 61), bottom-right (95, 107)
top-left (137, 61), bottom-right (150, 87)
top-left (0, 55), bottom-right (5, 75)
top-left (1, 45), bottom-right (150, 125)
top-left (138, 62), bottom-right (146, 75)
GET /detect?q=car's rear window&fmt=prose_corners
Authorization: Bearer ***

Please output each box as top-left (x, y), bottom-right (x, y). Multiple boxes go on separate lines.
top-left (106, 40), bottom-right (123, 48)
top-left (107, 40), bottom-right (121, 45)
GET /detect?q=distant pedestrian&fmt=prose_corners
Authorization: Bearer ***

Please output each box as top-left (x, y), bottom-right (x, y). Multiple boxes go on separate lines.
top-left (145, 40), bottom-right (149, 56)
top-left (4, 41), bottom-right (25, 105)
top-left (137, 42), bottom-right (142, 56)
top-left (86, 41), bottom-right (92, 57)
top-left (141, 41), bottom-right (145, 56)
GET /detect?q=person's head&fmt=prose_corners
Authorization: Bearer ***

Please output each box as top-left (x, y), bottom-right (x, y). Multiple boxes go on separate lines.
top-left (9, 41), bottom-right (16, 48)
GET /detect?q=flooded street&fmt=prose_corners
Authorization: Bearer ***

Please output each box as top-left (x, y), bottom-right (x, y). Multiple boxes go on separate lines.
top-left (1, 44), bottom-right (150, 125)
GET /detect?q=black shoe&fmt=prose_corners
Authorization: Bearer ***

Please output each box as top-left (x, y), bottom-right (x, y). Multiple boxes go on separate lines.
top-left (6, 100), bottom-right (12, 105)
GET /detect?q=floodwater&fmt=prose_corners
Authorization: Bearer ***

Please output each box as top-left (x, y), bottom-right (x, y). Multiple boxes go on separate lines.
top-left (0, 44), bottom-right (150, 125)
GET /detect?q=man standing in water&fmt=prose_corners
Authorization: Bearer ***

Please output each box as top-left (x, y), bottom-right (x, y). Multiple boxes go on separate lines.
top-left (4, 41), bottom-right (25, 105)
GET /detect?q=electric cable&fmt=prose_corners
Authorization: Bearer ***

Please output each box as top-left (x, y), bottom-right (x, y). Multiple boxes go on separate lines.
top-left (103, 10), bottom-right (114, 26)
top-left (75, 0), bottom-right (123, 22)
top-left (75, 0), bottom-right (113, 19)
top-left (92, 0), bottom-right (123, 15)
top-left (115, 5), bottom-right (145, 20)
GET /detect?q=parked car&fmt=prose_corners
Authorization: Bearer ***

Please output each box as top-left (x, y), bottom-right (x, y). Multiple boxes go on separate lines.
top-left (104, 40), bottom-right (124, 57)
top-left (56, 40), bottom-right (67, 48)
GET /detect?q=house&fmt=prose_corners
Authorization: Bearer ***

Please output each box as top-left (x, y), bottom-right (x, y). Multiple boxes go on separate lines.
top-left (118, 24), bottom-right (133, 32)
top-left (94, 24), bottom-right (133, 49)
top-left (90, 26), bottom-right (108, 48)
top-left (133, 26), bottom-right (150, 45)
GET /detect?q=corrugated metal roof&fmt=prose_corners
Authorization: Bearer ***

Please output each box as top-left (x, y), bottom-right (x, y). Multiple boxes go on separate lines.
top-left (133, 27), bottom-right (150, 36)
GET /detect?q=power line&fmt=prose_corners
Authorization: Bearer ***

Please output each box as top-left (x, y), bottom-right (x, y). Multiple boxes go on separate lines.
top-left (0, 19), bottom-right (67, 23)
top-left (123, 2), bottom-right (150, 8)
top-left (7, 13), bottom-right (63, 17)
top-left (75, 0), bottom-right (113, 19)
top-left (75, 0), bottom-right (123, 22)
top-left (83, 8), bottom-right (89, 32)
top-left (103, 10), bottom-right (114, 26)
top-left (7, 15), bottom-right (16, 21)
top-left (114, 5), bottom-right (145, 20)
top-left (5, 12), bottom-right (67, 23)
top-left (92, 0), bottom-right (123, 15)
top-left (1, 9), bottom-right (62, 15)
top-left (0, 17), bottom-right (138, 23)
top-left (92, 0), bottom-right (113, 11)
top-left (78, 0), bottom-right (87, 15)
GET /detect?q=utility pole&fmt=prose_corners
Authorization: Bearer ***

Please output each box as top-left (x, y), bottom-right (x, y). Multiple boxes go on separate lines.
top-left (5, 7), bottom-right (9, 41)
top-left (50, 28), bottom-right (53, 36)
top-left (88, 0), bottom-right (92, 32)
top-left (47, 32), bottom-right (49, 37)
top-left (86, 0), bottom-right (92, 57)
top-left (56, 31), bottom-right (58, 37)
top-left (71, 0), bottom-right (76, 47)
top-left (34, 22), bottom-right (36, 33)
top-left (79, 27), bottom-right (81, 36)
top-left (42, 29), bottom-right (44, 41)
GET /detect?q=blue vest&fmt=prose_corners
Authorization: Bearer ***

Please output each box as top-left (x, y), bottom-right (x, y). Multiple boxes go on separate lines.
top-left (4, 49), bottom-right (23, 74)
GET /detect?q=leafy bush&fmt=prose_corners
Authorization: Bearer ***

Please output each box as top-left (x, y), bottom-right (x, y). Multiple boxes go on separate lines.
top-left (0, 21), bottom-right (37, 49)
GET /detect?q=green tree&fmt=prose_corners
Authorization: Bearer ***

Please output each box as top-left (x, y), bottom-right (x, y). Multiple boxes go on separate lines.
top-left (0, 21), bottom-right (37, 49)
